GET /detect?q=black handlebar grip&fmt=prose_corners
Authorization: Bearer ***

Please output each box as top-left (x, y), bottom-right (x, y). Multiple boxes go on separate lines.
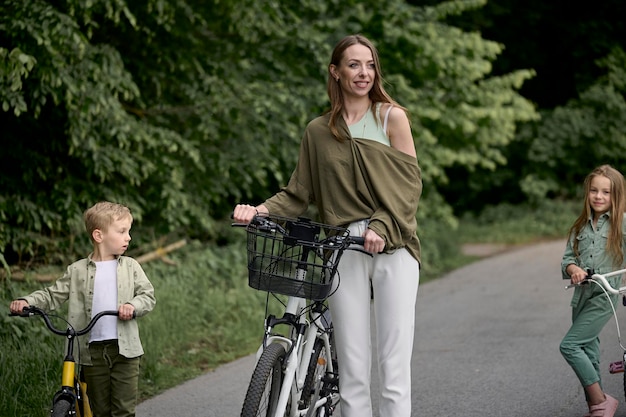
top-left (351, 236), bottom-right (366, 246)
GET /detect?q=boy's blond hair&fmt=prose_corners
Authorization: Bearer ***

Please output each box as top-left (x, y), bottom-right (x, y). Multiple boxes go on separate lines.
top-left (84, 202), bottom-right (133, 242)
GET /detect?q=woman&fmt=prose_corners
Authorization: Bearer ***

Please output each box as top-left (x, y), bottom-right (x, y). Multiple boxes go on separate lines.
top-left (234, 34), bottom-right (421, 417)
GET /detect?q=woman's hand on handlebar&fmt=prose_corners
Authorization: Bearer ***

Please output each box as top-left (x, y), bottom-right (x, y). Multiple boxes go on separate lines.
top-left (233, 204), bottom-right (268, 224)
top-left (363, 229), bottom-right (385, 254)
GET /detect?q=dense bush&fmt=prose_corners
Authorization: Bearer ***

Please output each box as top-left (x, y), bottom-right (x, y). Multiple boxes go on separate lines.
top-left (0, 0), bottom-right (536, 269)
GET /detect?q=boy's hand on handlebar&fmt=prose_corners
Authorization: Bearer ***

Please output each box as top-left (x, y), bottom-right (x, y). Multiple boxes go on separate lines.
top-left (119, 303), bottom-right (135, 321)
top-left (9, 299), bottom-right (29, 315)
top-left (363, 229), bottom-right (385, 254)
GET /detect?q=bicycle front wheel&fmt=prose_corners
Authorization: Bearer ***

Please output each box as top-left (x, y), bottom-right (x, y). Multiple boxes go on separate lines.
top-left (51, 399), bottom-right (72, 417)
top-left (241, 343), bottom-right (287, 417)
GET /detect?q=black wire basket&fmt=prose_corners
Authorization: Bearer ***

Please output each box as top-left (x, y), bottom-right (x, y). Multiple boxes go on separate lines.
top-left (245, 215), bottom-right (349, 301)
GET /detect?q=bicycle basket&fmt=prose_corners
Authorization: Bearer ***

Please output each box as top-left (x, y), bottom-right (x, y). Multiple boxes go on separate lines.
top-left (246, 215), bottom-right (349, 300)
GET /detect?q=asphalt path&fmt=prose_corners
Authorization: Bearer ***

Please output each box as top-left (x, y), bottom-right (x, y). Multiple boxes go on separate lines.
top-left (137, 239), bottom-right (626, 416)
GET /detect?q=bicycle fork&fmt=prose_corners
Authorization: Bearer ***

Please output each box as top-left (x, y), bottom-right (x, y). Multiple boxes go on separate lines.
top-left (52, 338), bottom-right (80, 415)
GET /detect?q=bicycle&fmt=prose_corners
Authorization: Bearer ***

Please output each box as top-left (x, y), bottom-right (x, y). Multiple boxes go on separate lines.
top-left (10, 305), bottom-right (120, 417)
top-left (233, 214), bottom-right (366, 417)
top-left (566, 268), bottom-right (626, 402)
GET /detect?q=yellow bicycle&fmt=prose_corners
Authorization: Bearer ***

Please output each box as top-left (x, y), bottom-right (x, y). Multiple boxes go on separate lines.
top-left (10, 305), bottom-right (119, 417)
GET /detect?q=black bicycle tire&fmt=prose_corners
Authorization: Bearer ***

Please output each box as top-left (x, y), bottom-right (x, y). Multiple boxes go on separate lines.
top-left (300, 338), bottom-right (326, 410)
top-left (623, 365), bottom-right (626, 403)
top-left (301, 335), bottom-right (339, 416)
top-left (240, 343), bottom-right (287, 417)
top-left (51, 398), bottom-right (72, 417)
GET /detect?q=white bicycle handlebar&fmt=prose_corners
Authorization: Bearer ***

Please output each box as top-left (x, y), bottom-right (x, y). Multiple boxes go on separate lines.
top-left (566, 268), bottom-right (626, 295)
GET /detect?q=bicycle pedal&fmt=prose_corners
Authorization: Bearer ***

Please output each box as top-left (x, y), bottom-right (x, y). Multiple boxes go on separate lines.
top-left (609, 361), bottom-right (624, 373)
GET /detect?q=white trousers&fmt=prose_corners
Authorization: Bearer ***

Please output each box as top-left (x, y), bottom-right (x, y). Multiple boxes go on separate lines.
top-left (329, 220), bottom-right (420, 417)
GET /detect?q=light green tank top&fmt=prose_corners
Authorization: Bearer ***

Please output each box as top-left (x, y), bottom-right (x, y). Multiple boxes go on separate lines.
top-left (348, 102), bottom-right (392, 146)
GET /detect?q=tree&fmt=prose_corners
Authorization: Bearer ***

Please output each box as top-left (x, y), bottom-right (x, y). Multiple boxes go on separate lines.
top-left (0, 0), bottom-right (536, 266)
top-left (520, 47), bottom-right (626, 202)
top-left (428, 0), bottom-right (626, 213)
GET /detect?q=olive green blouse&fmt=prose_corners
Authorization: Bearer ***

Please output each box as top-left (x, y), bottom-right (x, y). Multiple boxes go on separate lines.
top-left (263, 111), bottom-right (422, 264)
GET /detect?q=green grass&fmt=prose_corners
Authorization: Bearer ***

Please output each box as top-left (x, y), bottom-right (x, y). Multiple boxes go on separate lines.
top-left (0, 200), bottom-right (578, 416)
top-left (456, 200), bottom-right (578, 245)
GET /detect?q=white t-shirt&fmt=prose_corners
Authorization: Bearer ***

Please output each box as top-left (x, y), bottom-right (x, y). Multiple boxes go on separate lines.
top-left (90, 260), bottom-right (118, 342)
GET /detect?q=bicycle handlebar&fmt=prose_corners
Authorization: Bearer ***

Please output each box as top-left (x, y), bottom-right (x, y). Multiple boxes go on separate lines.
top-left (232, 215), bottom-right (366, 247)
top-left (566, 268), bottom-right (626, 295)
top-left (10, 306), bottom-right (121, 337)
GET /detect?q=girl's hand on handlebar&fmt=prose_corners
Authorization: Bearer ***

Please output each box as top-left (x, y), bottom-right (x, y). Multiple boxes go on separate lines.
top-left (118, 303), bottom-right (135, 321)
top-left (363, 229), bottom-right (385, 254)
top-left (9, 299), bottom-right (29, 315)
top-left (233, 204), bottom-right (268, 224)
top-left (567, 265), bottom-right (588, 285)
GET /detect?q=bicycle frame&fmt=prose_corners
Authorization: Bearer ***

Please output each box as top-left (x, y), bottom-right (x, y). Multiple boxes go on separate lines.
top-left (258, 293), bottom-right (337, 417)
top-left (237, 215), bottom-right (364, 417)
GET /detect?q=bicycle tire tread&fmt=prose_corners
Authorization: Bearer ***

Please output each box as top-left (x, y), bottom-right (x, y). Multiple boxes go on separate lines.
top-left (241, 343), bottom-right (287, 417)
top-left (51, 398), bottom-right (72, 417)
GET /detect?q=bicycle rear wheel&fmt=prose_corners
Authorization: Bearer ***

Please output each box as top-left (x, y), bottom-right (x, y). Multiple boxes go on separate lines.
top-left (51, 399), bottom-right (72, 417)
top-left (300, 336), bottom-right (339, 416)
top-left (241, 343), bottom-right (287, 417)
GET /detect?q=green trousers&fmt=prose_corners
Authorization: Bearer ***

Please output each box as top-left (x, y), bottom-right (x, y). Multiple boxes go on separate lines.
top-left (560, 286), bottom-right (617, 388)
top-left (83, 340), bottom-right (141, 417)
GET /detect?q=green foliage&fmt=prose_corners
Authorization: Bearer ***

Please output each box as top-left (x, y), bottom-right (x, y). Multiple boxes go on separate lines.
top-left (458, 200), bottom-right (578, 244)
top-left (522, 47), bottom-right (626, 201)
top-left (0, 0), bottom-right (536, 267)
top-left (0, 47), bottom-right (36, 116)
top-left (0, 237), bottom-right (265, 415)
top-left (0, 284), bottom-right (70, 417)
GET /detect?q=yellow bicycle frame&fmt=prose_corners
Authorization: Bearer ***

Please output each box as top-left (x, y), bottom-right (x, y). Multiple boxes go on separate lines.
top-left (76, 377), bottom-right (93, 417)
top-left (62, 360), bottom-right (93, 417)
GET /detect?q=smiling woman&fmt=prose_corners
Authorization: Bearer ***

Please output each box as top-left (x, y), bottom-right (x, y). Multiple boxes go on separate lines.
top-left (233, 34), bottom-right (422, 417)
top-left (329, 43), bottom-right (375, 104)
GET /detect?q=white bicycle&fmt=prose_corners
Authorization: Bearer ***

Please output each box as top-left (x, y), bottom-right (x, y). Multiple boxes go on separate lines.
top-left (234, 214), bottom-right (365, 417)
top-left (567, 268), bottom-right (626, 401)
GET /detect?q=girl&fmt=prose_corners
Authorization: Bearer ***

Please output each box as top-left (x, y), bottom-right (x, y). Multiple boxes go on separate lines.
top-left (560, 164), bottom-right (626, 417)
top-left (234, 34), bottom-right (421, 417)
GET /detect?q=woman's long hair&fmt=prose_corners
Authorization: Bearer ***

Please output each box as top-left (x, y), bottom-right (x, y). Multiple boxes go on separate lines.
top-left (326, 34), bottom-right (407, 141)
top-left (569, 164), bottom-right (626, 266)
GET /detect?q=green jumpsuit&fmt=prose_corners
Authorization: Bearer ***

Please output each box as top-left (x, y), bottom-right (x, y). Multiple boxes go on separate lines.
top-left (560, 212), bottom-right (625, 387)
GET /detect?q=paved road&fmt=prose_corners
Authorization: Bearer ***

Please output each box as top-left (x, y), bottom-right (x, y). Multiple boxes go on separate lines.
top-left (137, 240), bottom-right (626, 416)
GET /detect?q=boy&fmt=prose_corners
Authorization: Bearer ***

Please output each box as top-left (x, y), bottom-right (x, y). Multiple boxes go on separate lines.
top-left (10, 201), bottom-right (156, 417)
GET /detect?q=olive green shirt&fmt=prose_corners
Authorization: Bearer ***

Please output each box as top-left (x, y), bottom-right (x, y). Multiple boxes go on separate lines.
top-left (562, 212), bottom-right (626, 307)
top-left (263, 112), bottom-right (422, 263)
top-left (21, 255), bottom-right (156, 365)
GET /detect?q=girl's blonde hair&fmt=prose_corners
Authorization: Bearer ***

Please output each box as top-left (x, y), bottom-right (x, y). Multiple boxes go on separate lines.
top-left (569, 164), bottom-right (626, 266)
top-left (84, 201), bottom-right (133, 242)
top-left (326, 34), bottom-right (407, 141)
